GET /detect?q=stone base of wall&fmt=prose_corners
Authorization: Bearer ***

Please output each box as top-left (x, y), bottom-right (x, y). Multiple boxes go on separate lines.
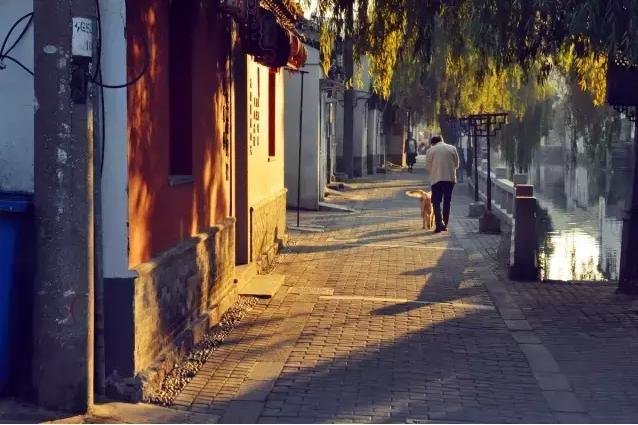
top-left (251, 189), bottom-right (287, 272)
top-left (104, 218), bottom-right (237, 402)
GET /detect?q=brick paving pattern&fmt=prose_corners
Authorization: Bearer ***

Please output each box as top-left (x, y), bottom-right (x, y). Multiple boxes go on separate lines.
top-left (505, 281), bottom-right (638, 423)
top-left (170, 166), bottom-right (638, 423)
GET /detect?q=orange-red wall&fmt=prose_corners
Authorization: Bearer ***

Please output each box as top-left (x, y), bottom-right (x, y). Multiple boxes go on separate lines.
top-left (127, 0), bottom-right (232, 266)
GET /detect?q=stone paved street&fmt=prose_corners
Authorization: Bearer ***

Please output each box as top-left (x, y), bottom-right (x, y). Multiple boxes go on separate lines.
top-left (169, 166), bottom-right (638, 424)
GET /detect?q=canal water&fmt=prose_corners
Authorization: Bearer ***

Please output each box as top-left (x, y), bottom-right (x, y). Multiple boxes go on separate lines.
top-left (492, 105), bottom-right (636, 282)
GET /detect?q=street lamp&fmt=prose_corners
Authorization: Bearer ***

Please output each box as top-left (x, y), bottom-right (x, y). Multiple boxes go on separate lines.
top-left (466, 112), bottom-right (508, 233)
top-left (460, 116), bottom-right (483, 217)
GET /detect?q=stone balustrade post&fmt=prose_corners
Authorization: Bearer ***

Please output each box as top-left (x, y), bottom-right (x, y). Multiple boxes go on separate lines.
top-left (509, 195), bottom-right (539, 281)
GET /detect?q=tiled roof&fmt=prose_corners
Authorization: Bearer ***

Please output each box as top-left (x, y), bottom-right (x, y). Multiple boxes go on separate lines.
top-left (260, 0), bottom-right (304, 29)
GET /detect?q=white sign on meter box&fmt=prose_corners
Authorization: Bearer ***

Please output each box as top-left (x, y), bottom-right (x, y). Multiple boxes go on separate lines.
top-left (72, 17), bottom-right (93, 58)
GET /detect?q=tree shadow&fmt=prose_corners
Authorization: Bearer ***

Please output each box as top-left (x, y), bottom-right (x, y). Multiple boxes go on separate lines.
top-left (219, 299), bottom-right (552, 423)
top-left (186, 216), bottom-right (555, 423)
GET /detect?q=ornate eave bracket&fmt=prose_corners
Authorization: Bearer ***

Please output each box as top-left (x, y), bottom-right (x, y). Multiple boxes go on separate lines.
top-left (219, 0), bottom-right (307, 69)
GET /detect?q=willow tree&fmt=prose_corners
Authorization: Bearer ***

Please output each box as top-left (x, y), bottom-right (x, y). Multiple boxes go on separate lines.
top-left (314, 0), bottom-right (638, 291)
top-left (316, 0), bottom-right (638, 101)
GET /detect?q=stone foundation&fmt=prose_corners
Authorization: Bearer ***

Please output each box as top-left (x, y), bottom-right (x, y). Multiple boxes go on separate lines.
top-left (250, 189), bottom-right (287, 272)
top-left (104, 218), bottom-right (237, 401)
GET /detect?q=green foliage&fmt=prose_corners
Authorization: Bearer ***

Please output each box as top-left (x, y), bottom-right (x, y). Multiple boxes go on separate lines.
top-left (312, 0), bottom-right (636, 175)
top-left (316, 0), bottom-right (638, 101)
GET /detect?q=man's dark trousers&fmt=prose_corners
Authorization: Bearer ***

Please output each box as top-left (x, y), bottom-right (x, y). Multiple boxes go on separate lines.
top-left (432, 181), bottom-right (455, 230)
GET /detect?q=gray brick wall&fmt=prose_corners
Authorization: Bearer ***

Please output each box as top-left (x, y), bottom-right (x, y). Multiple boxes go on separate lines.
top-left (108, 217), bottom-right (237, 401)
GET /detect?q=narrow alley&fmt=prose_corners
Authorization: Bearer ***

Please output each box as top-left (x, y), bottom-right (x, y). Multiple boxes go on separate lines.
top-left (3, 1), bottom-right (638, 422)
top-left (157, 167), bottom-right (638, 424)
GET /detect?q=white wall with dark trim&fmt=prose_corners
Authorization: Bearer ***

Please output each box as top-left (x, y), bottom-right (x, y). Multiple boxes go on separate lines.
top-left (0, 0), bottom-right (34, 193)
top-left (0, 0), bottom-right (131, 278)
top-left (99, 0), bottom-right (133, 279)
top-left (284, 45), bottom-right (322, 210)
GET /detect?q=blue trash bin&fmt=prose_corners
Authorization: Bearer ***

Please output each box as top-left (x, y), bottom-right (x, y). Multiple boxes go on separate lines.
top-left (0, 192), bottom-right (34, 394)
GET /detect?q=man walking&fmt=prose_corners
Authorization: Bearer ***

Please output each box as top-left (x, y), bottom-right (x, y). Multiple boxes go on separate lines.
top-left (425, 136), bottom-right (459, 232)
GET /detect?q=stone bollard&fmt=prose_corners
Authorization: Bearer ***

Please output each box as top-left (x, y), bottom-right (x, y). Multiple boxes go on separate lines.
top-left (513, 173), bottom-right (527, 185)
top-left (509, 195), bottom-right (539, 281)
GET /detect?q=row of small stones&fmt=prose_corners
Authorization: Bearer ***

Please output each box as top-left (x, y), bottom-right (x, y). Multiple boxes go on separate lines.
top-left (147, 296), bottom-right (259, 407)
top-left (147, 239), bottom-right (301, 406)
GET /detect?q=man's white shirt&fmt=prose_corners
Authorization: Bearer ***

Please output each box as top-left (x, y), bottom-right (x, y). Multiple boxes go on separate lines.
top-left (424, 142), bottom-right (460, 185)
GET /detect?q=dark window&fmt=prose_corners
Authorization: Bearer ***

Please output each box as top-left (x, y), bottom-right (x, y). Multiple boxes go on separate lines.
top-left (169, 0), bottom-right (193, 177)
top-left (268, 69), bottom-right (276, 157)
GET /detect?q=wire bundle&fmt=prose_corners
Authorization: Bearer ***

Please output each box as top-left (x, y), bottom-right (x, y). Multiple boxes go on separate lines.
top-left (0, 12), bottom-right (34, 75)
top-left (0, 2), bottom-right (150, 174)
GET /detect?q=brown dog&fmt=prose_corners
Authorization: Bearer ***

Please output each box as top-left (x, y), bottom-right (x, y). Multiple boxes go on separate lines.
top-left (406, 190), bottom-right (435, 230)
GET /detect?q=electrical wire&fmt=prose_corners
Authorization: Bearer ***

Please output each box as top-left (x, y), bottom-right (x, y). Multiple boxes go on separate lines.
top-left (1, 55), bottom-right (34, 75)
top-left (0, 4), bottom-right (145, 178)
top-left (91, 0), bottom-right (150, 89)
top-left (91, 0), bottom-right (149, 179)
top-left (0, 12), bottom-right (34, 76)
top-left (0, 3), bottom-right (151, 84)
top-left (92, 0), bottom-right (102, 81)
top-left (91, 55), bottom-right (148, 89)
top-left (1, 12), bottom-right (33, 58)
top-left (98, 69), bottom-right (106, 175)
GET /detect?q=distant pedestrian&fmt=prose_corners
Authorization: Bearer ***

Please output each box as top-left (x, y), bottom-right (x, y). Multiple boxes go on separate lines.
top-left (406, 137), bottom-right (418, 172)
top-left (424, 136), bottom-right (459, 232)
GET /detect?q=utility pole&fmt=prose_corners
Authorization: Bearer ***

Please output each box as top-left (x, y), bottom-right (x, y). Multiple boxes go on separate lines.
top-left (342, 3), bottom-right (354, 178)
top-left (33, 0), bottom-right (95, 412)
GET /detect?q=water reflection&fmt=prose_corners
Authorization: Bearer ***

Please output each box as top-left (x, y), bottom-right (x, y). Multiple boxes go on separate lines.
top-left (536, 206), bottom-right (605, 281)
top-left (494, 104), bottom-right (635, 282)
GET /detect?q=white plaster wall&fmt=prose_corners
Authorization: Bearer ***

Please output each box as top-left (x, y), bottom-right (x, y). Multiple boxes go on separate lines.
top-left (366, 108), bottom-right (379, 173)
top-left (352, 57), bottom-right (372, 177)
top-left (335, 102), bottom-right (344, 157)
top-left (352, 95), bottom-right (368, 176)
top-left (99, 0), bottom-right (132, 278)
top-left (0, 0), bottom-right (34, 192)
top-left (318, 91), bottom-right (328, 197)
top-left (284, 46), bottom-right (321, 210)
top-left (0, 0), bottom-right (129, 276)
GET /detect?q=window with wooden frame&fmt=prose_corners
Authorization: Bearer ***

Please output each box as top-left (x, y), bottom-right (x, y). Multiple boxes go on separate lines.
top-left (168, 0), bottom-right (193, 181)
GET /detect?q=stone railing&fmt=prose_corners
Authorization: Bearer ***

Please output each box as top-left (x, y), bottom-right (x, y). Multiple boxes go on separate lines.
top-left (467, 163), bottom-right (538, 280)
top-left (469, 163), bottom-right (519, 226)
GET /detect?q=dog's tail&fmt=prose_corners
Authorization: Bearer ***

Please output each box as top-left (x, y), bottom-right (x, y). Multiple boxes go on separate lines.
top-left (405, 190), bottom-right (427, 199)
